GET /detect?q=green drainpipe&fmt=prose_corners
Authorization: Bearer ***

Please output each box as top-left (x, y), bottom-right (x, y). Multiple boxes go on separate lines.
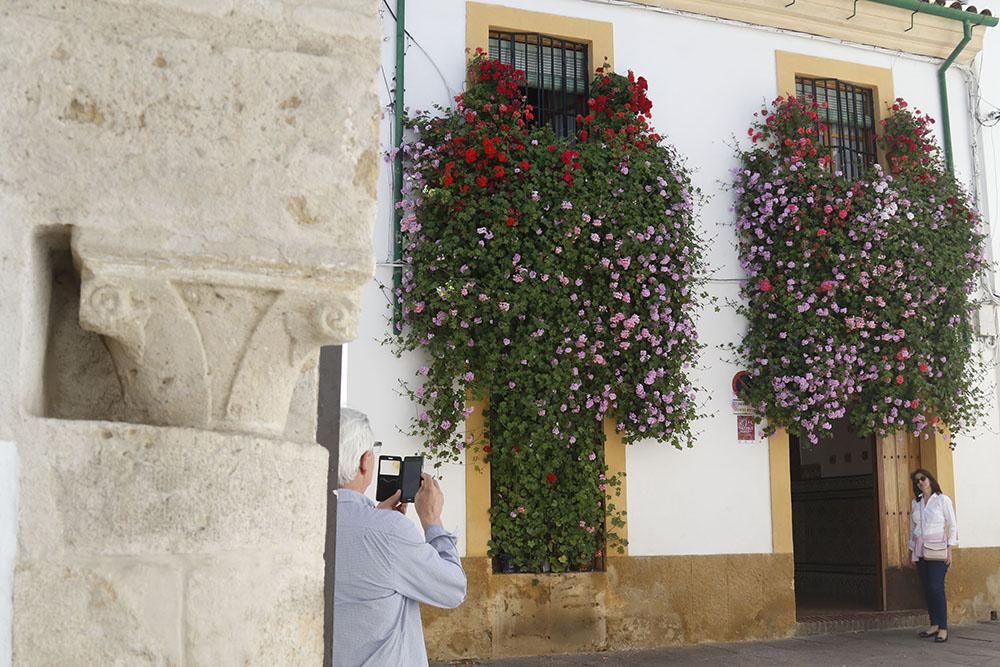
top-left (937, 19), bottom-right (972, 173)
top-left (392, 0), bottom-right (406, 333)
top-left (866, 0), bottom-right (997, 172)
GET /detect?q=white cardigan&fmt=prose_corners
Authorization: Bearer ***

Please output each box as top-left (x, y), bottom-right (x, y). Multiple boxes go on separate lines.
top-left (909, 492), bottom-right (959, 560)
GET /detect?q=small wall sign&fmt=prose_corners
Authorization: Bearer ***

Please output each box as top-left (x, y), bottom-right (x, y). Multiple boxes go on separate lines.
top-left (731, 370), bottom-right (752, 395)
top-left (737, 415), bottom-right (755, 441)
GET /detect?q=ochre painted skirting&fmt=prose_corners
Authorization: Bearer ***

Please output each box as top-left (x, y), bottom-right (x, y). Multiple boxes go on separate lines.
top-left (423, 553), bottom-right (795, 660)
top-left (949, 546), bottom-right (1000, 624)
top-left (423, 547), bottom-right (1000, 660)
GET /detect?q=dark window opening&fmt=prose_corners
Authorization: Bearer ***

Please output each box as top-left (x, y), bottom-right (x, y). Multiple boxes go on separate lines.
top-left (796, 76), bottom-right (877, 180)
top-left (489, 30), bottom-right (590, 138)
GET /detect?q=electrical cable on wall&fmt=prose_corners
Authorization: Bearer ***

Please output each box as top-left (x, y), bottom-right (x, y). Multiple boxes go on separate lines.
top-left (382, 0), bottom-right (456, 100)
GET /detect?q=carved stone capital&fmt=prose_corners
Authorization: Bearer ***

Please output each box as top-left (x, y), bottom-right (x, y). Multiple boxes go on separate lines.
top-left (73, 230), bottom-right (367, 436)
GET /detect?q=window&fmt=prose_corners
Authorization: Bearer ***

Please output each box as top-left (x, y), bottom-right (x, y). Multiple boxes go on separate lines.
top-left (795, 76), bottom-right (877, 180)
top-left (466, 4), bottom-right (622, 565)
top-left (489, 30), bottom-right (589, 138)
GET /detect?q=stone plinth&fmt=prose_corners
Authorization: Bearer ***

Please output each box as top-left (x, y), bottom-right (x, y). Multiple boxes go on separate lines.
top-left (14, 421), bottom-right (327, 665)
top-left (422, 554), bottom-right (797, 660)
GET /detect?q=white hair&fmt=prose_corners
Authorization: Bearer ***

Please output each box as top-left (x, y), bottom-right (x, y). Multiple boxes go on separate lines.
top-left (338, 407), bottom-right (375, 486)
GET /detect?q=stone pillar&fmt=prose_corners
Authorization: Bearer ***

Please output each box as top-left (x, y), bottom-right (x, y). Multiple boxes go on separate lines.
top-left (1, 0), bottom-right (380, 664)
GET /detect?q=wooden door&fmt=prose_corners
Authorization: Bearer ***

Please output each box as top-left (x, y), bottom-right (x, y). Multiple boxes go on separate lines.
top-left (876, 432), bottom-right (924, 610)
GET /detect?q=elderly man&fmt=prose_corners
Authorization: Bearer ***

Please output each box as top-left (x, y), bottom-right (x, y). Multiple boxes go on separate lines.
top-left (333, 408), bottom-right (466, 666)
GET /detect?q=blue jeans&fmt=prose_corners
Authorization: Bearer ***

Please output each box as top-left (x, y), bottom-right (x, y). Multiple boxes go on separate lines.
top-left (917, 558), bottom-right (949, 629)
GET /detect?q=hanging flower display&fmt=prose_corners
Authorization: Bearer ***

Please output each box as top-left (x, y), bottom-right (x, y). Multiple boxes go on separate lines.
top-left (734, 95), bottom-right (986, 445)
top-left (395, 52), bottom-right (706, 571)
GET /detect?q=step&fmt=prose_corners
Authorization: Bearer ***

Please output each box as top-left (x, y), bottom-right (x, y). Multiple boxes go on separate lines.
top-left (796, 609), bottom-right (927, 636)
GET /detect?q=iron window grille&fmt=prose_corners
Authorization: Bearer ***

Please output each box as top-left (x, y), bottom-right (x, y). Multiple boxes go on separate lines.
top-left (488, 30), bottom-right (590, 138)
top-left (795, 76), bottom-right (878, 180)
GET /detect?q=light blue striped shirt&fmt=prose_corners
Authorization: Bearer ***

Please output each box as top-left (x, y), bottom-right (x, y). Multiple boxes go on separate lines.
top-left (333, 489), bottom-right (466, 667)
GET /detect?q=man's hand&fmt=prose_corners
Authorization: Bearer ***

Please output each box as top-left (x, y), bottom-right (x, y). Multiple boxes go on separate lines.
top-left (376, 490), bottom-right (409, 515)
top-left (946, 548), bottom-right (952, 567)
top-left (414, 472), bottom-right (444, 531)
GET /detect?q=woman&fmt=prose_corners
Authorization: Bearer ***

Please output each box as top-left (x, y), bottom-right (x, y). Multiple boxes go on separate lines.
top-left (909, 468), bottom-right (958, 643)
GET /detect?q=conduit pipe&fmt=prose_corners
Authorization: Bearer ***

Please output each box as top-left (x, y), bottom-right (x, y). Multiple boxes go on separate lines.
top-left (392, 0), bottom-right (406, 332)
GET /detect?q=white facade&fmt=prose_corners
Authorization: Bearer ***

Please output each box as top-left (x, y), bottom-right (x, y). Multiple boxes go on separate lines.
top-left (5, 1), bottom-right (998, 655)
top-left (355, 0), bottom-right (1000, 558)
top-left (958, 20), bottom-right (1000, 550)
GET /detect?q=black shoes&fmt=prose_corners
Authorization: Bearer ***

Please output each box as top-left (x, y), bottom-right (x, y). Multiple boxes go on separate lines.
top-left (918, 630), bottom-right (938, 638)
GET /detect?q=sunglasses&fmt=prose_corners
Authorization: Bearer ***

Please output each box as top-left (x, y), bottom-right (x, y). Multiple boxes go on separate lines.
top-left (914, 475), bottom-right (928, 482)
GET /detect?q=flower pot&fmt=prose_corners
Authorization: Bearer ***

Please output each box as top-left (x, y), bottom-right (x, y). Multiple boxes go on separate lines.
top-left (496, 553), bottom-right (516, 574)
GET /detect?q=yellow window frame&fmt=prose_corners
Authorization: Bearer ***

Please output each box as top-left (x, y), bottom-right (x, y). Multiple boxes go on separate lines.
top-left (463, 2), bottom-right (625, 559)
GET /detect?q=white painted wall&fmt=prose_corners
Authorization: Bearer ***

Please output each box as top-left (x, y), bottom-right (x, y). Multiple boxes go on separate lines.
top-left (953, 14), bottom-right (1000, 550)
top-left (0, 442), bottom-right (16, 667)
top-left (357, 0), bottom-right (1000, 557)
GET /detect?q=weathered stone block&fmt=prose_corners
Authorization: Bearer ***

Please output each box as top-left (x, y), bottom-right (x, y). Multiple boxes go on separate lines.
top-left (491, 572), bottom-right (553, 656)
top-left (949, 547), bottom-right (1000, 624)
top-left (0, 5), bottom-right (378, 262)
top-left (17, 422), bottom-right (327, 558)
top-left (423, 557), bottom-right (493, 660)
top-left (546, 573), bottom-right (607, 652)
top-left (488, 571), bottom-right (609, 656)
top-left (13, 559), bottom-right (183, 666)
top-left (424, 553), bottom-right (799, 660)
top-left (758, 552), bottom-right (796, 638)
top-left (606, 556), bottom-right (689, 649)
top-left (184, 552), bottom-right (324, 666)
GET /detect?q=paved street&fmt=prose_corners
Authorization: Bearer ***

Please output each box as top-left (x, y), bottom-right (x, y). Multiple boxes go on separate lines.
top-left (433, 622), bottom-right (1000, 665)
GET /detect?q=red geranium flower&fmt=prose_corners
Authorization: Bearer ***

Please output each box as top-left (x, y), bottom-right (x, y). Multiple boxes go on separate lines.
top-left (465, 148), bottom-right (478, 163)
top-left (547, 472), bottom-right (557, 484)
top-left (493, 165), bottom-right (505, 179)
top-left (476, 175), bottom-right (488, 188)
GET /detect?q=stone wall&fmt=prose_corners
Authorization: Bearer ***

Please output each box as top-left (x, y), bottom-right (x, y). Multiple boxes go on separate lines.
top-left (0, 0), bottom-right (381, 664)
top-left (423, 550), bottom-right (999, 661)
top-left (950, 547), bottom-right (1000, 625)
top-left (423, 554), bottom-right (797, 660)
